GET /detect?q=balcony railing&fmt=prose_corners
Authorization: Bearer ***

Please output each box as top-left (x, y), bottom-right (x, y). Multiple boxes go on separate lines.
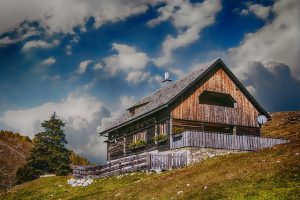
top-left (171, 131), bottom-right (288, 151)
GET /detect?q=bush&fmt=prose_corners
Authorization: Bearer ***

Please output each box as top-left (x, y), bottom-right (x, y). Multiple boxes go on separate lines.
top-left (55, 165), bottom-right (71, 176)
top-left (172, 127), bottom-right (184, 135)
top-left (128, 140), bottom-right (146, 150)
top-left (153, 134), bottom-right (167, 143)
top-left (16, 164), bottom-right (39, 184)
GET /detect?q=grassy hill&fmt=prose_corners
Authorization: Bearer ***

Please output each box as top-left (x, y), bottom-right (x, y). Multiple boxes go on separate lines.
top-left (2, 111), bottom-right (300, 200)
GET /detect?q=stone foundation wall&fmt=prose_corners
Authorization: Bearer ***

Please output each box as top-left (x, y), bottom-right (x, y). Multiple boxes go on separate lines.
top-left (168, 147), bottom-right (247, 165)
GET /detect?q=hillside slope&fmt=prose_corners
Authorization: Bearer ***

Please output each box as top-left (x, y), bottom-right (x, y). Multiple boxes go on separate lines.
top-left (0, 131), bottom-right (33, 195)
top-left (0, 131), bottom-right (90, 195)
top-left (2, 111), bottom-right (300, 200)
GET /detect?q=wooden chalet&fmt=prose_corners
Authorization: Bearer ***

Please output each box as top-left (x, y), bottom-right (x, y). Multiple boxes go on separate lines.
top-left (99, 58), bottom-right (271, 161)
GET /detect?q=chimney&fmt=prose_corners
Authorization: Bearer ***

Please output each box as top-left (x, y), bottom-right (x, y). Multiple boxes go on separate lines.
top-left (162, 72), bottom-right (172, 86)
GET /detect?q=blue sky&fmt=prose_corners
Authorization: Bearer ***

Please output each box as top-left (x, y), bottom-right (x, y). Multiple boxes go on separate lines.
top-left (0, 0), bottom-right (299, 163)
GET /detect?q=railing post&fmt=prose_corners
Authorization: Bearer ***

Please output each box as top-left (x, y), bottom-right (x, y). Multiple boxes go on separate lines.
top-left (170, 117), bottom-right (173, 149)
top-left (146, 153), bottom-right (151, 172)
top-left (169, 153), bottom-right (172, 170)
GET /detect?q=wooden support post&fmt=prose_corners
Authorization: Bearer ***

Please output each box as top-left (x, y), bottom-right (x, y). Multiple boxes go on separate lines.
top-left (169, 117), bottom-right (173, 149)
top-left (233, 126), bottom-right (237, 135)
top-left (107, 139), bottom-right (110, 163)
top-left (168, 153), bottom-right (172, 170)
top-left (154, 122), bottom-right (158, 145)
top-left (123, 135), bottom-right (127, 156)
top-left (146, 153), bottom-right (151, 172)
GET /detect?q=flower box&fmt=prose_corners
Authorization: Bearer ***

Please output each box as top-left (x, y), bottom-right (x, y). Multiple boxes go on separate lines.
top-left (153, 134), bottom-right (167, 144)
top-left (128, 140), bottom-right (146, 150)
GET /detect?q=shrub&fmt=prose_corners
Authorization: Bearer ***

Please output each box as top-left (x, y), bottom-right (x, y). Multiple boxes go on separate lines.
top-left (153, 134), bottom-right (167, 143)
top-left (172, 127), bottom-right (184, 135)
top-left (16, 164), bottom-right (39, 184)
top-left (128, 140), bottom-right (146, 150)
top-left (55, 165), bottom-right (72, 176)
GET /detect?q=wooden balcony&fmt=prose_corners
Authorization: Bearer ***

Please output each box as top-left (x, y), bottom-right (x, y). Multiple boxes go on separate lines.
top-left (171, 131), bottom-right (288, 151)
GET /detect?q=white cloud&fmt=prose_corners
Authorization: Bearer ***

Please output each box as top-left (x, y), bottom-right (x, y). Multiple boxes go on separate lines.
top-left (22, 40), bottom-right (59, 51)
top-left (241, 3), bottom-right (272, 20)
top-left (119, 95), bottom-right (135, 110)
top-left (0, 36), bottom-right (19, 46)
top-left (0, 24), bottom-right (40, 46)
top-left (77, 60), bottom-right (92, 74)
top-left (65, 45), bottom-right (72, 56)
top-left (92, 63), bottom-right (103, 71)
top-left (169, 68), bottom-right (185, 79)
top-left (104, 43), bottom-right (150, 75)
top-left (248, 4), bottom-right (272, 20)
top-left (149, 74), bottom-right (163, 85)
top-left (240, 9), bottom-right (249, 16)
top-left (97, 95), bottom-right (135, 133)
top-left (0, 93), bottom-right (111, 162)
top-left (229, 0), bottom-right (300, 79)
top-left (41, 57), bottom-right (56, 66)
top-left (151, 0), bottom-right (222, 66)
top-left (102, 43), bottom-right (152, 84)
top-left (0, 0), bottom-right (149, 35)
top-left (125, 71), bottom-right (150, 84)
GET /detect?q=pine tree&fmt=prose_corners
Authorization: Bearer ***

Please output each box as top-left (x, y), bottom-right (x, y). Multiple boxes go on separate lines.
top-left (16, 112), bottom-right (71, 184)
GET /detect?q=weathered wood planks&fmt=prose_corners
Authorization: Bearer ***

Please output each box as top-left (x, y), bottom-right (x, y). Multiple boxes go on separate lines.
top-left (148, 152), bottom-right (187, 171)
top-left (171, 131), bottom-right (288, 151)
top-left (171, 68), bottom-right (260, 127)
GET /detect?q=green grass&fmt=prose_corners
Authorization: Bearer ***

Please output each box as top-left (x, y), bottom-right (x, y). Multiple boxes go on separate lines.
top-left (2, 111), bottom-right (300, 200)
top-left (2, 140), bottom-right (300, 200)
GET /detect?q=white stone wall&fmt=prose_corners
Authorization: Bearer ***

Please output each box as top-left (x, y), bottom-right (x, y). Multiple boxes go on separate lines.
top-left (167, 147), bottom-right (247, 165)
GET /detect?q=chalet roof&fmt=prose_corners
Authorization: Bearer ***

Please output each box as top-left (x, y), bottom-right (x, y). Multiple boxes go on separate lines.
top-left (99, 58), bottom-right (270, 135)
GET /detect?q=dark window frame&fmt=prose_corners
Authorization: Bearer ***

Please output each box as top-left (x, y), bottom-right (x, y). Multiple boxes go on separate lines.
top-left (199, 91), bottom-right (237, 108)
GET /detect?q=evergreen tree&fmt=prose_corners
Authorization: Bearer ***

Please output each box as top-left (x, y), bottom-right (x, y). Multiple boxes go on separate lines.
top-left (16, 112), bottom-right (71, 184)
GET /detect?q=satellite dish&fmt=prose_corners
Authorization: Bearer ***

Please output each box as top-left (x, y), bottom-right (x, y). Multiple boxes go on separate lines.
top-left (257, 115), bottom-right (268, 125)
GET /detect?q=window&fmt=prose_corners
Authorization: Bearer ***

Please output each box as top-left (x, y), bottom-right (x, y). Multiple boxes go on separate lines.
top-left (159, 122), bottom-right (167, 134)
top-left (133, 130), bottom-right (147, 142)
top-left (199, 91), bottom-right (237, 108)
top-left (127, 101), bottom-right (150, 117)
top-left (129, 109), bottom-right (135, 116)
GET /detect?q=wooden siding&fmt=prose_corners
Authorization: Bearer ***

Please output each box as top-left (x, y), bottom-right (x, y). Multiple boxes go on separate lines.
top-left (172, 119), bottom-right (260, 136)
top-left (171, 68), bottom-right (260, 127)
top-left (73, 153), bottom-right (148, 179)
top-left (171, 131), bottom-right (287, 150)
top-left (73, 152), bottom-right (187, 179)
top-left (147, 152), bottom-right (187, 171)
top-left (107, 108), bottom-right (173, 160)
top-left (108, 124), bottom-right (159, 160)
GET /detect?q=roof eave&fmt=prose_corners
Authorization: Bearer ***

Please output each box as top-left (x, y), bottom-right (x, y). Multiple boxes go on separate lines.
top-left (98, 104), bottom-right (167, 136)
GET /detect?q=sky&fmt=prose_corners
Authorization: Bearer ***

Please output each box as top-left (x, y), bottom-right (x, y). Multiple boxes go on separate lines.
top-left (0, 0), bottom-right (299, 163)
